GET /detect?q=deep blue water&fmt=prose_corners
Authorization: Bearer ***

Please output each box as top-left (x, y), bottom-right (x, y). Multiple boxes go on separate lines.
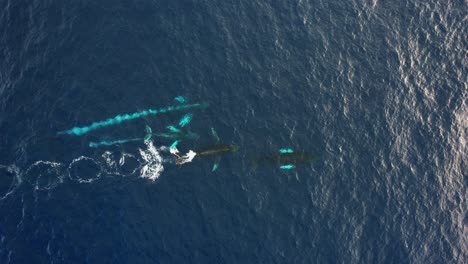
top-left (0, 0), bottom-right (466, 263)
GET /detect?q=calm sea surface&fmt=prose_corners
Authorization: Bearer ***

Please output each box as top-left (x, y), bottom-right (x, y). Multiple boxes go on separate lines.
top-left (0, 0), bottom-right (466, 263)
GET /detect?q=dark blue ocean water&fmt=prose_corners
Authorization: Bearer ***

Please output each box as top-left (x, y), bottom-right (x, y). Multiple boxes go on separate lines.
top-left (0, 0), bottom-right (466, 263)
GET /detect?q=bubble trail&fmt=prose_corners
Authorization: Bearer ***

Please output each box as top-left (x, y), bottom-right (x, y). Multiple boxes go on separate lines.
top-left (178, 113), bottom-right (193, 127)
top-left (89, 126), bottom-right (199, 148)
top-left (58, 102), bottom-right (208, 136)
top-left (89, 138), bottom-right (142, 148)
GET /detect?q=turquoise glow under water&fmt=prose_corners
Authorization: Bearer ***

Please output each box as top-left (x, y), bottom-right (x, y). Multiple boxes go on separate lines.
top-left (166, 125), bottom-right (181, 133)
top-left (178, 113), bottom-right (193, 127)
top-left (279, 148), bottom-right (294, 153)
top-left (279, 164), bottom-right (295, 170)
top-left (58, 101), bottom-right (208, 136)
top-left (174, 96), bottom-right (186, 103)
top-left (170, 140), bottom-right (179, 149)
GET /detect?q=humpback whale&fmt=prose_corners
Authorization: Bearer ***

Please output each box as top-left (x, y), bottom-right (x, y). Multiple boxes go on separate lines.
top-left (152, 131), bottom-right (199, 141)
top-left (172, 128), bottom-right (238, 171)
top-left (195, 144), bottom-right (239, 156)
top-left (144, 125), bottom-right (199, 143)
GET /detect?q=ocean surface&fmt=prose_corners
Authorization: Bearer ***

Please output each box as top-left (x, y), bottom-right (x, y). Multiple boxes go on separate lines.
top-left (0, 0), bottom-right (466, 263)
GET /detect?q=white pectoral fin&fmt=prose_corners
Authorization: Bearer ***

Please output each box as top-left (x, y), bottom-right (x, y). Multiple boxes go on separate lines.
top-left (211, 156), bottom-right (221, 172)
top-left (280, 164), bottom-right (295, 170)
top-left (211, 127), bottom-right (220, 143)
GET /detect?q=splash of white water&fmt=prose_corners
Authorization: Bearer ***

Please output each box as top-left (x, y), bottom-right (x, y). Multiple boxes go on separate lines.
top-left (138, 141), bottom-right (164, 181)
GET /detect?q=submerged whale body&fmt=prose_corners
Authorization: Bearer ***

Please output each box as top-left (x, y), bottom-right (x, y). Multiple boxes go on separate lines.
top-left (171, 127), bottom-right (238, 172)
top-left (254, 151), bottom-right (318, 168)
top-left (266, 152), bottom-right (316, 164)
top-left (154, 131), bottom-right (199, 141)
top-left (172, 143), bottom-right (239, 172)
top-left (195, 144), bottom-right (239, 156)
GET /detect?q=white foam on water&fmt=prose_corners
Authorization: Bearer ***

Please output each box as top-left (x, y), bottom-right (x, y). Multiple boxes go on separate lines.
top-left (0, 164), bottom-right (21, 200)
top-left (179, 150), bottom-right (197, 165)
top-left (68, 156), bottom-right (102, 183)
top-left (138, 141), bottom-right (164, 181)
top-left (118, 152), bottom-right (142, 175)
top-left (0, 142), bottom-right (175, 198)
top-left (119, 153), bottom-right (127, 166)
top-left (23, 161), bottom-right (66, 191)
top-left (169, 147), bottom-right (197, 165)
top-left (101, 151), bottom-right (118, 176)
top-left (102, 151), bottom-right (116, 168)
top-left (100, 151), bottom-right (134, 177)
